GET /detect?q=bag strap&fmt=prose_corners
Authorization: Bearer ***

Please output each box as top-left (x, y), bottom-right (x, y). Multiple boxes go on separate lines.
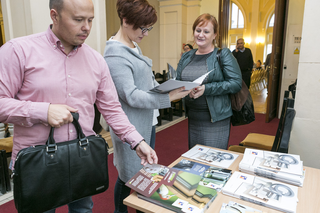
top-left (46, 112), bottom-right (87, 152)
top-left (216, 48), bottom-right (223, 70)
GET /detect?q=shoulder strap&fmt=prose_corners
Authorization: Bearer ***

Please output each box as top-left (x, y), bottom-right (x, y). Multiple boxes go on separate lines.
top-left (216, 48), bottom-right (223, 70)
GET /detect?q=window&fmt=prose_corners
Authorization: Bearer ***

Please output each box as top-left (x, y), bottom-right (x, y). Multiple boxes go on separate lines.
top-left (231, 2), bottom-right (244, 29)
top-left (269, 14), bottom-right (275, 27)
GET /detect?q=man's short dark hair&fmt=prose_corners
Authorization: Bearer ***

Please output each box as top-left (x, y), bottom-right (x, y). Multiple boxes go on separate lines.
top-left (49, 0), bottom-right (64, 13)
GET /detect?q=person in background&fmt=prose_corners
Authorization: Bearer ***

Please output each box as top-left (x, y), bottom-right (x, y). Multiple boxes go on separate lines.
top-left (180, 44), bottom-right (193, 57)
top-left (184, 44), bottom-right (193, 52)
top-left (255, 60), bottom-right (263, 71)
top-left (0, 0), bottom-right (157, 212)
top-left (264, 53), bottom-right (271, 70)
top-left (176, 13), bottom-right (242, 150)
top-left (232, 38), bottom-right (254, 88)
top-left (103, 1), bottom-right (190, 213)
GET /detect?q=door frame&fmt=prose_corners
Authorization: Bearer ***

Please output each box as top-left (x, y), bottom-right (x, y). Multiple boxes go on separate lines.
top-left (218, 0), bottom-right (289, 122)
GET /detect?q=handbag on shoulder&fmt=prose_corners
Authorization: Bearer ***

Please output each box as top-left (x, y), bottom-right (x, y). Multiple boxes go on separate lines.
top-left (216, 48), bottom-right (255, 126)
top-left (13, 112), bottom-right (109, 213)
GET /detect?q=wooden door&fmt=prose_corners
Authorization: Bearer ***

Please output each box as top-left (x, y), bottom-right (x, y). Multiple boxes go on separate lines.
top-left (265, 0), bottom-right (289, 122)
top-left (218, 0), bottom-right (230, 48)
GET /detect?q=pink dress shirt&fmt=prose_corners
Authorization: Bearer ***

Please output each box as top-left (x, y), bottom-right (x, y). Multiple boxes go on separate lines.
top-left (0, 26), bottom-right (143, 167)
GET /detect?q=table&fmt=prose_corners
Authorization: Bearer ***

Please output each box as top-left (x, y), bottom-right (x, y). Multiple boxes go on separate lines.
top-left (124, 148), bottom-right (320, 213)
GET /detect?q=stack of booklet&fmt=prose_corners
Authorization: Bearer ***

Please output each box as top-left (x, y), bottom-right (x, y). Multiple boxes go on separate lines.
top-left (126, 163), bottom-right (218, 213)
top-left (239, 148), bottom-right (305, 186)
top-left (222, 171), bottom-right (299, 213)
top-left (181, 145), bottom-right (239, 169)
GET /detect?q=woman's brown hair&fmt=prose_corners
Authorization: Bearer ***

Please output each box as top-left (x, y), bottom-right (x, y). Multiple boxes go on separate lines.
top-left (192, 13), bottom-right (219, 45)
top-left (117, 0), bottom-right (157, 30)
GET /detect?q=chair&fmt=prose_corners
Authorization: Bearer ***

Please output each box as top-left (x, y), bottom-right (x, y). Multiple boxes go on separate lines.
top-left (228, 91), bottom-right (295, 153)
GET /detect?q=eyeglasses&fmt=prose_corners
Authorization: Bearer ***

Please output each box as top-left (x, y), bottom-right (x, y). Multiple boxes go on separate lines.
top-left (139, 26), bottom-right (153, 34)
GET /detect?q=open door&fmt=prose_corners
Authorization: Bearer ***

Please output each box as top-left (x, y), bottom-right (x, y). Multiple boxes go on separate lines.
top-left (0, 1), bottom-right (4, 47)
top-left (218, 0), bottom-right (230, 48)
top-left (265, 0), bottom-right (289, 122)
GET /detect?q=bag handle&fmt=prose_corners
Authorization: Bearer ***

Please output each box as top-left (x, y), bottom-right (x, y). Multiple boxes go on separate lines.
top-left (46, 112), bottom-right (87, 153)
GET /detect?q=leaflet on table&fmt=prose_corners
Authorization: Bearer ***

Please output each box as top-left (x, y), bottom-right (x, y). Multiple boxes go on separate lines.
top-left (240, 148), bottom-right (303, 176)
top-left (172, 159), bottom-right (232, 191)
top-left (219, 201), bottom-right (264, 213)
top-left (181, 145), bottom-right (239, 168)
top-left (125, 164), bottom-right (180, 197)
top-left (222, 171), bottom-right (298, 213)
top-left (137, 182), bottom-right (217, 213)
top-left (150, 70), bottom-right (212, 93)
top-left (128, 163), bottom-right (217, 213)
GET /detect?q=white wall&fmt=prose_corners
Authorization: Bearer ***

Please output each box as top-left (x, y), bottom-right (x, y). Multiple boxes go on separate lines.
top-left (289, 0), bottom-right (320, 169)
top-left (279, 0), bottom-right (305, 115)
top-left (1, 0), bottom-right (106, 55)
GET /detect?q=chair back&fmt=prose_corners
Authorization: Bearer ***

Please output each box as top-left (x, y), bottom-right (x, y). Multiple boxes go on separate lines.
top-left (271, 98), bottom-right (295, 153)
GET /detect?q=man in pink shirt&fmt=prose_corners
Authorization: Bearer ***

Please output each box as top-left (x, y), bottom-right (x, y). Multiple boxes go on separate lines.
top-left (0, 0), bottom-right (158, 212)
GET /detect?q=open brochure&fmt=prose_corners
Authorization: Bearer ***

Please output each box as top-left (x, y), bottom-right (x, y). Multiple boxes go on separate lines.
top-left (151, 69), bottom-right (212, 93)
top-left (222, 171), bottom-right (298, 213)
top-left (126, 163), bottom-right (217, 213)
top-left (182, 145), bottom-right (239, 169)
top-left (172, 159), bottom-right (232, 191)
top-left (239, 148), bottom-right (305, 186)
top-left (219, 201), bottom-right (264, 213)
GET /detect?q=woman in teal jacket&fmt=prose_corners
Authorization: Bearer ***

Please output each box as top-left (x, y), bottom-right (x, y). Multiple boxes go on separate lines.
top-left (176, 13), bottom-right (242, 150)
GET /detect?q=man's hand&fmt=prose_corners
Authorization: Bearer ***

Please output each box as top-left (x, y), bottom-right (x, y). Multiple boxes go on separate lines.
top-left (169, 87), bottom-right (192, 102)
top-left (48, 104), bottom-right (78, 127)
top-left (135, 141), bottom-right (158, 166)
top-left (189, 85), bottom-right (205, 99)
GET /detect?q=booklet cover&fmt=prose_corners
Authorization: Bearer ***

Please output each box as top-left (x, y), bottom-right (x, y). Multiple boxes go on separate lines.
top-left (127, 163), bottom-right (217, 213)
top-left (182, 145), bottom-right (239, 169)
top-left (125, 164), bottom-right (180, 197)
top-left (239, 148), bottom-right (305, 186)
top-left (173, 159), bottom-right (232, 191)
top-left (137, 183), bottom-right (217, 213)
top-left (222, 172), bottom-right (298, 213)
top-left (219, 201), bottom-right (264, 213)
top-left (240, 148), bottom-right (303, 176)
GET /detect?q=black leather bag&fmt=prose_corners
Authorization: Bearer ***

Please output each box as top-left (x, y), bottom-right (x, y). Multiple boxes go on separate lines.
top-left (13, 113), bottom-right (109, 213)
top-left (216, 48), bottom-right (255, 126)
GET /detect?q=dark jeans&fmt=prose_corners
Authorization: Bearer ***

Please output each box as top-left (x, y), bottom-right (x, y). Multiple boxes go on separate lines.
top-left (242, 71), bottom-right (252, 89)
top-left (114, 177), bottom-right (143, 213)
top-left (150, 125), bottom-right (156, 149)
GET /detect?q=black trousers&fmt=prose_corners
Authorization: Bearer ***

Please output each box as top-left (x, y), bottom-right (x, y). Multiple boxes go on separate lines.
top-left (241, 71), bottom-right (252, 89)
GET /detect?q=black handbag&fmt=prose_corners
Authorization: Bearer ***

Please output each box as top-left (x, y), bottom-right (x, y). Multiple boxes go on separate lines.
top-left (13, 112), bottom-right (109, 213)
top-left (216, 48), bottom-right (255, 126)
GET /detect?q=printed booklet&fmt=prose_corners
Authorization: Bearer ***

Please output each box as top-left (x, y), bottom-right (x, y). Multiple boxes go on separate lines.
top-left (219, 201), bottom-right (265, 213)
top-left (172, 159), bottom-right (232, 191)
top-left (182, 145), bottom-right (239, 168)
top-left (239, 148), bottom-right (305, 186)
top-left (126, 163), bottom-right (217, 213)
top-left (222, 171), bottom-right (298, 213)
top-left (150, 70), bottom-right (212, 93)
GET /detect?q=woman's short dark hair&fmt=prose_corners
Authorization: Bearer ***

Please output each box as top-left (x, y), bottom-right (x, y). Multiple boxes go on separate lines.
top-left (184, 44), bottom-right (193, 49)
top-left (192, 13), bottom-right (219, 45)
top-left (117, 0), bottom-right (157, 30)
